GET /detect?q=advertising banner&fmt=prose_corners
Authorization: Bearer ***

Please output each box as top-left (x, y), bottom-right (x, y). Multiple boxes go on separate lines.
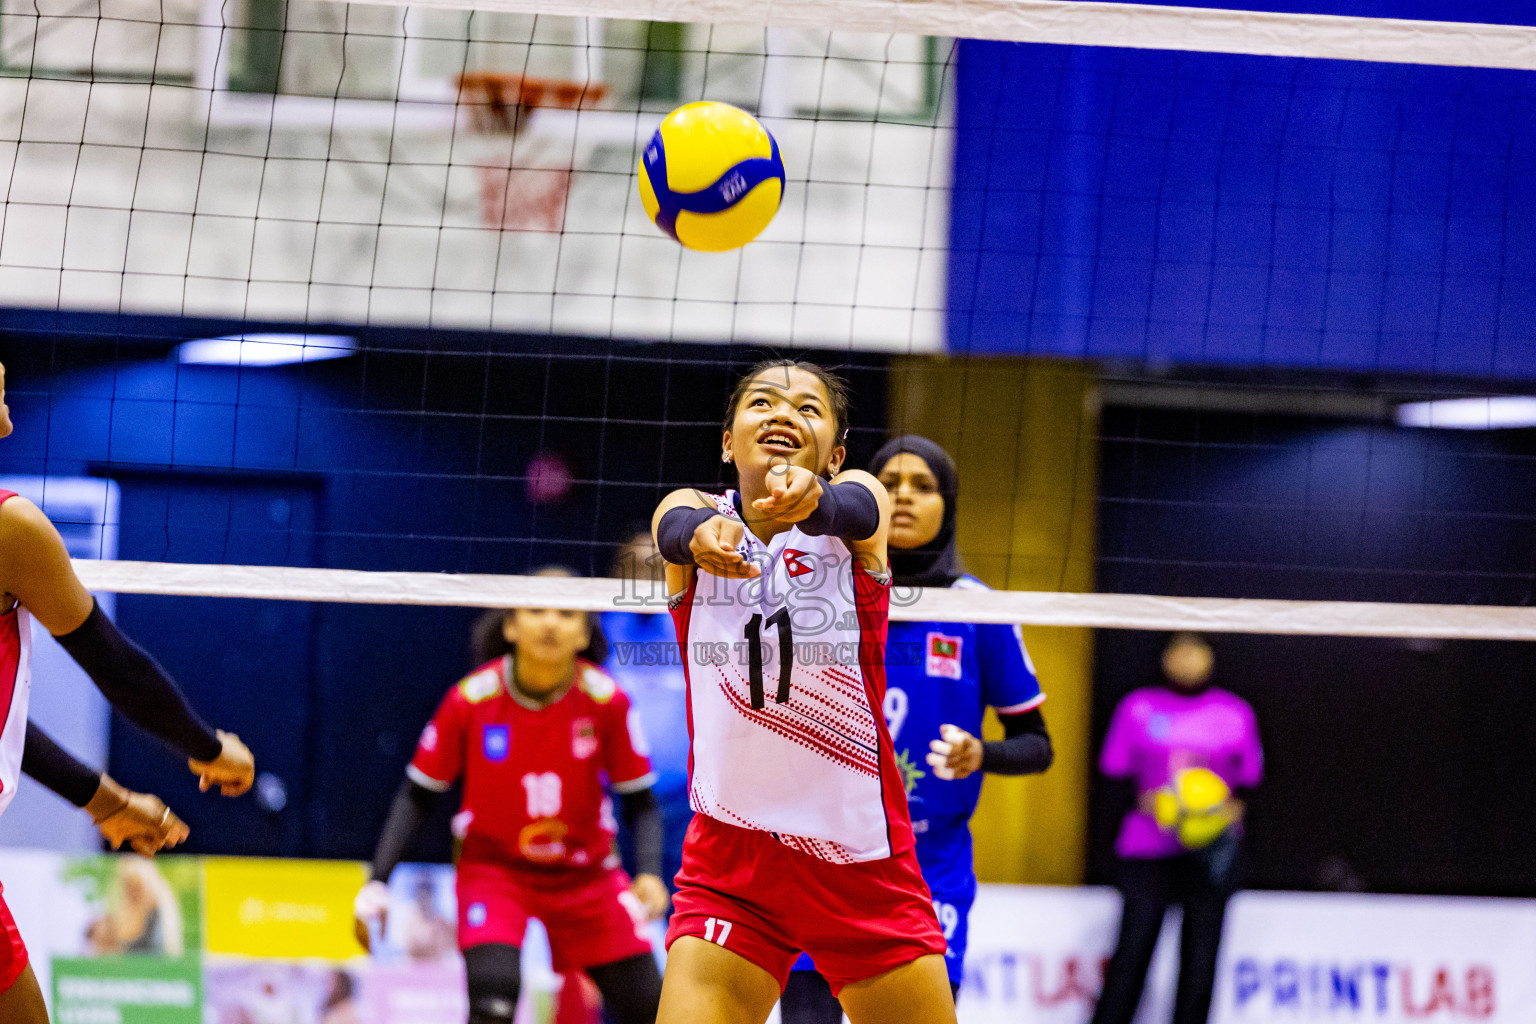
top-left (0, 851), bottom-right (206, 1024)
top-left (203, 857), bottom-right (368, 961)
top-left (962, 885), bottom-right (1536, 1024)
top-left (4, 851), bottom-right (1532, 1024)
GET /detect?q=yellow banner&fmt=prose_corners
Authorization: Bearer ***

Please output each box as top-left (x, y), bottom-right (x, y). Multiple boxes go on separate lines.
top-left (203, 857), bottom-right (366, 960)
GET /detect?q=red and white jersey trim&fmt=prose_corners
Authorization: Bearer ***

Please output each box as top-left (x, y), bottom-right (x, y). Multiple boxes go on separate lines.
top-left (406, 762), bottom-right (453, 793)
top-left (0, 491), bottom-right (32, 824)
top-left (995, 693), bottom-right (1048, 715)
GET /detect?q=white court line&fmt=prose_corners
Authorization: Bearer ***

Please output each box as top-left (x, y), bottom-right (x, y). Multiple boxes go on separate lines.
top-left (291, 0), bottom-right (1536, 72)
top-left (72, 559), bottom-right (1536, 640)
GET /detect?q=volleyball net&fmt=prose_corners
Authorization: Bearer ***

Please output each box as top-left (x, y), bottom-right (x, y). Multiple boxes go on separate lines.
top-left (3, 0), bottom-right (1536, 641)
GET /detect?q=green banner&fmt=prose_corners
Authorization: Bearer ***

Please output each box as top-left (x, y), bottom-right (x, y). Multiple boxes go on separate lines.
top-left (51, 955), bottom-right (202, 1024)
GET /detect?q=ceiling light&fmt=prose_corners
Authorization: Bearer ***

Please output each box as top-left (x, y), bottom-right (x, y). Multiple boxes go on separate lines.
top-left (176, 334), bottom-right (356, 366)
top-left (1395, 396), bottom-right (1536, 429)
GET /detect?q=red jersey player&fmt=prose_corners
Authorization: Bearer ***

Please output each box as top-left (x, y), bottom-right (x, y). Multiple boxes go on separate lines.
top-left (354, 580), bottom-right (667, 1024)
top-left (649, 360), bottom-right (954, 1024)
top-left (0, 358), bottom-right (256, 1024)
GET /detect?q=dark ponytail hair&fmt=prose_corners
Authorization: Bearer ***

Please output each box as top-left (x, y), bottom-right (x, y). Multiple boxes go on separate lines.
top-left (468, 566), bottom-right (608, 666)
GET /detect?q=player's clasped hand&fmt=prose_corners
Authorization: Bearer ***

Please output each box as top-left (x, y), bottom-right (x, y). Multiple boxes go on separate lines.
top-left (353, 880), bottom-right (391, 952)
top-left (690, 513), bottom-right (760, 579)
top-left (751, 462), bottom-right (823, 523)
top-left (629, 872), bottom-right (671, 921)
top-left (188, 729), bottom-right (256, 797)
top-left (927, 723), bottom-right (984, 781)
top-left (90, 781), bottom-right (190, 857)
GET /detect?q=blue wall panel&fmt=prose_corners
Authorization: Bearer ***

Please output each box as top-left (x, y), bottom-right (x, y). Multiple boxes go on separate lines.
top-left (950, 41), bottom-right (1536, 379)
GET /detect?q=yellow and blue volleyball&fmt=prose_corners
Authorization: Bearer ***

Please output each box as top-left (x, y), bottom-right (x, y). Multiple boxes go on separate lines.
top-left (1152, 767), bottom-right (1234, 849)
top-left (638, 102), bottom-right (785, 252)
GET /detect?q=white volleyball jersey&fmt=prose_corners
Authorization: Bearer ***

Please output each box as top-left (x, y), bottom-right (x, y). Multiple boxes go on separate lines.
top-left (669, 491), bottom-right (914, 864)
top-left (0, 490), bottom-right (32, 824)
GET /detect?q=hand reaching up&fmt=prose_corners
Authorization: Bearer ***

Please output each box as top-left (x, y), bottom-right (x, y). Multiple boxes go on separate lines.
top-left (189, 730), bottom-right (255, 797)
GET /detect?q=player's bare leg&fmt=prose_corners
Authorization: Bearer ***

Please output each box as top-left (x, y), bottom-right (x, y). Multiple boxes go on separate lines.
top-left (657, 936), bottom-right (780, 1024)
top-left (0, 963), bottom-right (51, 1024)
top-left (838, 954), bottom-right (956, 1024)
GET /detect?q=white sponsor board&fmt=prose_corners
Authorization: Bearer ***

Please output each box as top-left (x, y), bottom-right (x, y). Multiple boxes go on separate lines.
top-left (961, 885), bottom-right (1536, 1024)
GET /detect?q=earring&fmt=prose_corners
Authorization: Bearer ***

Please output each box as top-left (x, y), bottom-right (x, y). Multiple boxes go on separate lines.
top-left (722, 453), bottom-right (732, 463)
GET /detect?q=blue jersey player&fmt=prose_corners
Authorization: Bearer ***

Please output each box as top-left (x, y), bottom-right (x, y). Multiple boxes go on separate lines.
top-left (780, 436), bottom-right (1055, 1023)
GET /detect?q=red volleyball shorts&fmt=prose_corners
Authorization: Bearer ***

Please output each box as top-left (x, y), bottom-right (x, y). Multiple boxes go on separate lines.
top-left (664, 814), bottom-right (947, 995)
top-left (0, 882), bottom-right (28, 994)
top-left (455, 861), bottom-right (652, 972)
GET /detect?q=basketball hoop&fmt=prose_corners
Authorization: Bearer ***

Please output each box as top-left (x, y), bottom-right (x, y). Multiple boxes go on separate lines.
top-left (458, 73), bottom-right (607, 134)
top-left (458, 74), bottom-right (608, 234)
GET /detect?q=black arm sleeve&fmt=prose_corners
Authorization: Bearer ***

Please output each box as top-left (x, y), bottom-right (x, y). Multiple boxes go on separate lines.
top-left (619, 788), bottom-right (664, 879)
top-left (21, 721), bottom-right (102, 808)
top-left (53, 599), bottom-right (223, 763)
top-left (798, 480), bottom-right (880, 541)
top-left (370, 778), bottom-right (443, 883)
top-left (657, 506), bottom-right (722, 565)
top-left (980, 708), bottom-right (1054, 776)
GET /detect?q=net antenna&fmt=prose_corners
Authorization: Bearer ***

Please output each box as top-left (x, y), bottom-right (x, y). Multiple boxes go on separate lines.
top-left (458, 71), bottom-right (609, 234)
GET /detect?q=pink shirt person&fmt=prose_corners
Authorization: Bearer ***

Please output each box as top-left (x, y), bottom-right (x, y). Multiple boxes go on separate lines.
top-left (1100, 685), bottom-right (1263, 859)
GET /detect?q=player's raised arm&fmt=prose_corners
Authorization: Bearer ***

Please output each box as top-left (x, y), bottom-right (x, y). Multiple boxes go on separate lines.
top-left (928, 619), bottom-right (1053, 782)
top-left (354, 774), bottom-right (445, 951)
top-left (0, 495), bottom-right (255, 796)
top-left (652, 487), bottom-right (758, 581)
top-left (22, 721), bottom-right (190, 856)
top-left (356, 673), bottom-right (467, 952)
top-left (823, 468), bottom-right (890, 564)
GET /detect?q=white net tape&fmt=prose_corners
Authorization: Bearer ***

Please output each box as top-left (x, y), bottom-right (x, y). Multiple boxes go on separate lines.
top-left (72, 561), bottom-right (1536, 640)
top-left (300, 0), bottom-right (1536, 71)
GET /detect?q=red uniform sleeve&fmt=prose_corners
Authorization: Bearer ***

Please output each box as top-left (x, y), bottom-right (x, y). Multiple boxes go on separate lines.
top-left (602, 685), bottom-right (657, 794)
top-left (407, 687), bottom-right (468, 792)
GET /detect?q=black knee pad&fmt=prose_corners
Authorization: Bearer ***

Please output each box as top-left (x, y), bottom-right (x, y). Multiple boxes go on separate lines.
top-left (468, 995), bottom-right (516, 1024)
top-left (464, 943), bottom-right (521, 1024)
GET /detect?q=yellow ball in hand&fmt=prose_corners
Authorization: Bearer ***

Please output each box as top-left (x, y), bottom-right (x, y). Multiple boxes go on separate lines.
top-left (638, 101), bottom-right (785, 252)
top-left (1152, 767), bottom-right (1234, 850)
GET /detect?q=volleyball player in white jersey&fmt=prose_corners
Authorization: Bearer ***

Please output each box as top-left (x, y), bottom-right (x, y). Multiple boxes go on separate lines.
top-left (650, 360), bottom-right (953, 1024)
top-left (0, 359), bottom-right (255, 1024)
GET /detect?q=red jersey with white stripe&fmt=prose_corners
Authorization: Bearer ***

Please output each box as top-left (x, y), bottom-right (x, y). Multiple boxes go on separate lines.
top-left (669, 491), bottom-right (914, 865)
top-left (408, 655), bottom-right (656, 871)
top-left (0, 490), bottom-right (32, 825)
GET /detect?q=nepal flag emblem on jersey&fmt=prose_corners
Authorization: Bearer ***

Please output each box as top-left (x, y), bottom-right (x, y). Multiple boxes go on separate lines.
top-left (926, 632), bottom-right (963, 679)
top-left (482, 724), bottom-right (510, 762)
top-left (783, 548), bottom-right (816, 578)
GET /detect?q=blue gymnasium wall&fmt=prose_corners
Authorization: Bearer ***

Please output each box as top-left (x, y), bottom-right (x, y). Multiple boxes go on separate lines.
top-left (0, 319), bottom-right (888, 860)
top-left (950, 23), bottom-right (1536, 375)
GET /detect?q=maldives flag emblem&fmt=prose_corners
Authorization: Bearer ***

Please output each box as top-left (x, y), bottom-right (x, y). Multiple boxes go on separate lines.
top-left (783, 548), bottom-right (816, 578)
top-left (926, 632), bottom-right (963, 679)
